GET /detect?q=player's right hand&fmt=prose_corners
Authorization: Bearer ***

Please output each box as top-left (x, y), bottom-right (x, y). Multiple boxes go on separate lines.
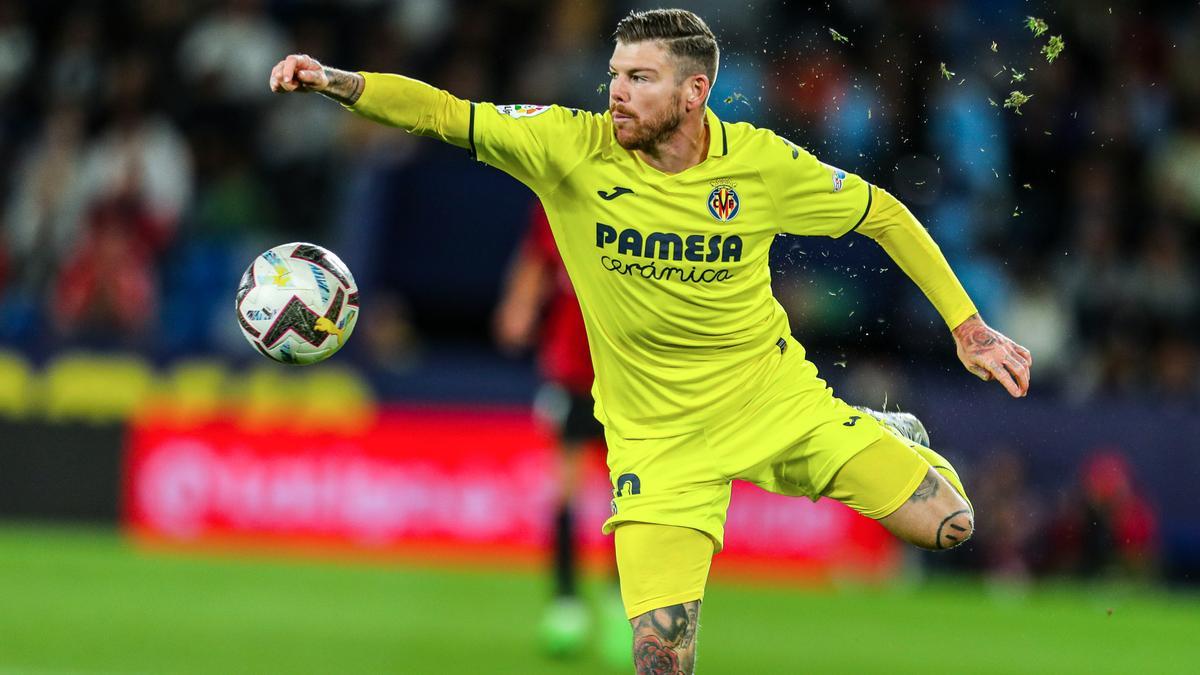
top-left (951, 314), bottom-right (1032, 398)
top-left (269, 54), bottom-right (328, 93)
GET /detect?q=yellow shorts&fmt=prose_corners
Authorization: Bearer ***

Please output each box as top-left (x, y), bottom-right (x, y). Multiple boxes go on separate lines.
top-left (602, 335), bottom-right (924, 553)
top-left (610, 434), bottom-right (932, 618)
top-left (609, 405), bottom-right (935, 619)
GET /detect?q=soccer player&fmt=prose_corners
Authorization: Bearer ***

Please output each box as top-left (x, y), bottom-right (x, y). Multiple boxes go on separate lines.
top-left (270, 9), bottom-right (1032, 674)
top-left (494, 200), bottom-right (628, 661)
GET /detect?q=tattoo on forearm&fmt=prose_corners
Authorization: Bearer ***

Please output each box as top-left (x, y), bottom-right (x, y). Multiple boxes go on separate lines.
top-left (319, 67), bottom-right (364, 104)
top-left (936, 509), bottom-right (972, 549)
top-left (632, 601), bottom-right (700, 675)
top-left (909, 473), bottom-right (939, 503)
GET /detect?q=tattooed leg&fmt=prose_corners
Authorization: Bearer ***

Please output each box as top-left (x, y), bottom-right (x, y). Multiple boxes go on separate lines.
top-left (879, 467), bottom-right (975, 550)
top-left (631, 600), bottom-right (701, 675)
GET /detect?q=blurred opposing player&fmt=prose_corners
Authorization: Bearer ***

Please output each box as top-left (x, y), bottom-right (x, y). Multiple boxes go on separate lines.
top-left (494, 200), bottom-right (628, 662)
top-left (270, 8), bottom-right (1032, 673)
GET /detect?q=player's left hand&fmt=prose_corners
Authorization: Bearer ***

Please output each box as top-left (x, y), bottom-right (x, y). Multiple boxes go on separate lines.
top-left (951, 314), bottom-right (1032, 397)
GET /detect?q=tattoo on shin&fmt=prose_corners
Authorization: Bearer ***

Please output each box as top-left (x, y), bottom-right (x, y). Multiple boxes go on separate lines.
top-left (909, 473), bottom-right (940, 503)
top-left (632, 601), bottom-right (700, 675)
top-left (936, 509), bottom-right (972, 549)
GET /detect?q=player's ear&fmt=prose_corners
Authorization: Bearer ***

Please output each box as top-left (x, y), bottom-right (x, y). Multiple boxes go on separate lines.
top-left (687, 74), bottom-right (709, 112)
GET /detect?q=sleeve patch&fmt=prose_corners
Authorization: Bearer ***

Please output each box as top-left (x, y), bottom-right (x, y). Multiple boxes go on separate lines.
top-left (496, 104), bottom-right (551, 118)
top-left (824, 164), bottom-right (848, 192)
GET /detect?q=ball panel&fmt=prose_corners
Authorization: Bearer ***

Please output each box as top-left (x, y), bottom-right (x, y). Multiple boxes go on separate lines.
top-left (235, 242), bottom-right (358, 365)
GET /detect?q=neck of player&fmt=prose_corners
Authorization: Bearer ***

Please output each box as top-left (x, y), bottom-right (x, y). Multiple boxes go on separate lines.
top-left (637, 112), bottom-right (710, 175)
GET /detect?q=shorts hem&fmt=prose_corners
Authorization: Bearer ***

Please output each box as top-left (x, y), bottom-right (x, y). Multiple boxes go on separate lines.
top-left (860, 460), bottom-right (929, 519)
top-left (604, 517), bottom-right (724, 554)
top-left (625, 590), bottom-right (705, 620)
top-left (807, 424), bottom-right (886, 499)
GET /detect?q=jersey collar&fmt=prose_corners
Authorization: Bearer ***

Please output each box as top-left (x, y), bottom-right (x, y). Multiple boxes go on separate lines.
top-left (704, 107), bottom-right (729, 159)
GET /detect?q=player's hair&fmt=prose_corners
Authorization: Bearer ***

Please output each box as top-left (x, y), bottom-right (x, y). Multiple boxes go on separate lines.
top-left (613, 9), bottom-right (719, 84)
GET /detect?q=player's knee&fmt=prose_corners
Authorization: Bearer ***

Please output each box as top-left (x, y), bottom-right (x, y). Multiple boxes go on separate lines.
top-left (926, 507), bottom-right (973, 550)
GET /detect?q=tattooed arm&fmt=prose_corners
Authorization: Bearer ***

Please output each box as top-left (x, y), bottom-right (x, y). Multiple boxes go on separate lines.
top-left (952, 313), bottom-right (1032, 397)
top-left (632, 601), bottom-right (701, 675)
top-left (269, 54), bottom-right (364, 103)
top-left (851, 187), bottom-right (1032, 397)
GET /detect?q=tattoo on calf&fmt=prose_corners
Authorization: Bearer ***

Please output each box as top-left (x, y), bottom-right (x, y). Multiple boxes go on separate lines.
top-left (936, 509), bottom-right (972, 549)
top-left (633, 601), bottom-right (700, 675)
top-left (909, 473), bottom-right (940, 503)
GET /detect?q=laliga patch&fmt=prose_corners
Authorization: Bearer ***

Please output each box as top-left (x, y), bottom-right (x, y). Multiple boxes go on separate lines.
top-left (826, 164), bottom-right (848, 193)
top-left (497, 104), bottom-right (550, 119)
top-left (707, 179), bottom-right (740, 222)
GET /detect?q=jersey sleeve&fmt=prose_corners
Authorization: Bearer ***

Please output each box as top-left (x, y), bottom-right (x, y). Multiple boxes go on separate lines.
top-left (769, 135), bottom-right (873, 238)
top-left (471, 103), bottom-right (599, 193)
top-left (347, 73), bottom-right (472, 149)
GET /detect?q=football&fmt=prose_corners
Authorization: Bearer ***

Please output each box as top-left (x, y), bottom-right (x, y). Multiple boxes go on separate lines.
top-left (235, 242), bottom-right (359, 365)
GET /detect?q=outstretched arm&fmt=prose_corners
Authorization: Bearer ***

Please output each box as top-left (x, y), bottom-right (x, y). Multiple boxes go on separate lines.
top-left (855, 187), bottom-right (1032, 397)
top-left (268, 54), bottom-right (597, 191)
top-left (268, 54), bottom-right (472, 148)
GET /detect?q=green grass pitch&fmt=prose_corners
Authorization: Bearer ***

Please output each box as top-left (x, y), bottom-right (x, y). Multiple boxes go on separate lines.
top-left (1, 523), bottom-right (1197, 674)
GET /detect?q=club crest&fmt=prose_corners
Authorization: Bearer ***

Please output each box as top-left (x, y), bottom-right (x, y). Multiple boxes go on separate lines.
top-left (707, 180), bottom-right (740, 222)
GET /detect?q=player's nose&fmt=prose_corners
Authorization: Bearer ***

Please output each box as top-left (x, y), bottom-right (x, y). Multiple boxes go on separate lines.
top-left (609, 81), bottom-right (629, 103)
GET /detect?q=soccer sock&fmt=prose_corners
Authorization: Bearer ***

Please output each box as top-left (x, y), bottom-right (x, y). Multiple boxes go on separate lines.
top-left (553, 504), bottom-right (577, 597)
top-left (909, 443), bottom-right (973, 513)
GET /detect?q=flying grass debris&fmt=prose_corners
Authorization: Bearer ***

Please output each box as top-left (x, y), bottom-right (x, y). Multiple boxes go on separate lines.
top-left (990, 41), bottom-right (999, 52)
top-left (829, 27), bottom-right (850, 44)
top-left (1042, 35), bottom-right (1065, 63)
top-left (723, 91), bottom-right (751, 108)
top-left (1003, 90), bottom-right (1033, 114)
top-left (1011, 70), bottom-right (1026, 83)
top-left (939, 62), bottom-right (955, 80)
top-left (1026, 16), bottom-right (1049, 37)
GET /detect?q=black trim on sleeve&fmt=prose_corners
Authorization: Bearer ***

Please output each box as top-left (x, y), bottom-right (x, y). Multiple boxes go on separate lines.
top-left (720, 121), bottom-right (728, 156)
top-left (468, 102), bottom-right (477, 159)
top-left (846, 183), bottom-right (874, 235)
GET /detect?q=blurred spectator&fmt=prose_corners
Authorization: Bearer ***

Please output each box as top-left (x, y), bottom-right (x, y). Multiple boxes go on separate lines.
top-left (177, 0), bottom-right (288, 104)
top-left (76, 51), bottom-right (192, 229)
top-left (44, 48), bottom-right (190, 345)
top-left (52, 194), bottom-right (160, 342)
top-left (1042, 449), bottom-right (1160, 580)
top-left (47, 8), bottom-right (102, 107)
top-left (2, 104), bottom-right (87, 301)
top-left (0, 1), bottom-right (33, 100)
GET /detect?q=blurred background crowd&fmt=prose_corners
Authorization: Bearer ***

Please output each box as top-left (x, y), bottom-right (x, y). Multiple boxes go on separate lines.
top-left (0, 0), bottom-right (1197, 585)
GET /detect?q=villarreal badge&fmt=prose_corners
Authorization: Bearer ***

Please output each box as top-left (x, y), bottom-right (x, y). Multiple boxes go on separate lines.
top-left (707, 180), bottom-right (740, 222)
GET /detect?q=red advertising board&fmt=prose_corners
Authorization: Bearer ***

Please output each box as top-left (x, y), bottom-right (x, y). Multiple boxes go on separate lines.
top-left (123, 406), bottom-right (899, 582)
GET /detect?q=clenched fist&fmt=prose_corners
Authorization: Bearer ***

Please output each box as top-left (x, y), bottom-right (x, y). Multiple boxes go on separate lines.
top-left (269, 54), bottom-right (329, 93)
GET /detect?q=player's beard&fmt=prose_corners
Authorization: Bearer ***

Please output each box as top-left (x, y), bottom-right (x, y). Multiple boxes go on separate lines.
top-left (613, 92), bottom-right (684, 152)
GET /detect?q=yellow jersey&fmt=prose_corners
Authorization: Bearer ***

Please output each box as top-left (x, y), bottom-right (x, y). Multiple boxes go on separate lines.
top-left (348, 73), bottom-right (976, 438)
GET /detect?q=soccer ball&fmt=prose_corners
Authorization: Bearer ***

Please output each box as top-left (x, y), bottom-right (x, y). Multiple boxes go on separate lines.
top-left (235, 242), bottom-right (359, 365)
